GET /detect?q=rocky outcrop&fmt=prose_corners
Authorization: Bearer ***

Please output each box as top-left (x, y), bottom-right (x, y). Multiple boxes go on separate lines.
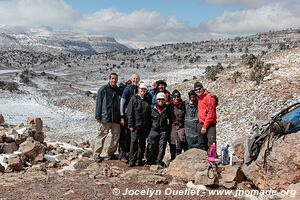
top-left (241, 131), bottom-right (300, 190)
top-left (167, 148), bottom-right (215, 185)
top-left (167, 148), bottom-right (246, 188)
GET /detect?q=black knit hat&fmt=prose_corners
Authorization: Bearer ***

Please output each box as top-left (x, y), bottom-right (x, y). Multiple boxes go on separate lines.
top-left (172, 89), bottom-right (181, 98)
top-left (194, 82), bottom-right (204, 90)
top-left (156, 80), bottom-right (167, 87)
top-left (188, 90), bottom-right (197, 97)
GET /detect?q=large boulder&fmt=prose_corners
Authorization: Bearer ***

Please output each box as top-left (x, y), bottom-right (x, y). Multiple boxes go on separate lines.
top-left (242, 131), bottom-right (300, 190)
top-left (167, 148), bottom-right (246, 187)
top-left (167, 148), bottom-right (217, 185)
top-left (18, 137), bottom-right (45, 162)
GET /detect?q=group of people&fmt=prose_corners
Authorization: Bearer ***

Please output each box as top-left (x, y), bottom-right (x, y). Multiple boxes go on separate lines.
top-left (94, 72), bottom-right (218, 167)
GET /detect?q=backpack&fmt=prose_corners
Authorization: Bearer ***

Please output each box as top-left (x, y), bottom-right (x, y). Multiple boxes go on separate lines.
top-left (208, 92), bottom-right (219, 107)
top-left (245, 102), bottom-right (300, 168)
top-left (270, 102), bottom-right (300, 134)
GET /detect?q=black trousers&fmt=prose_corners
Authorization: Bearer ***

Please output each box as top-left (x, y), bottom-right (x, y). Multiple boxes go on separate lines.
top-left (147, 129), bottom-right (167, 165)
top-left (119, 120), bottom-right (131, 159)
top-left (128, 127), bottom-right (150, 164)
top-left (170, 139), bottom-right (188, 161)
top-left (197, 123), bottom-right (216, 151)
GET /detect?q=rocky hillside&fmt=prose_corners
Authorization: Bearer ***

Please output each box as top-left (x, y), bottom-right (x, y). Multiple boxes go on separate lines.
top-left (0, 27), bottom-right (131, 55)
top-left (0, 28), bottom-right (299, 145)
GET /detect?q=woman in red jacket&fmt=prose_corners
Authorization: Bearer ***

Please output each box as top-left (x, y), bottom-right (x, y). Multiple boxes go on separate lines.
top-left (194, 82), bottom-right (217, 151)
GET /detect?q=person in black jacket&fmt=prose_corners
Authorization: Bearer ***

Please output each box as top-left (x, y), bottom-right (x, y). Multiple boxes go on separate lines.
top-left (184, 90), bottom-right (200, 149)
top-left (94, 72), bottom-right (121, 161)
top-left (169, 90), bottom-right (188, 161)
top-left (127, 83), bottom-right (152, 167)
top-left (119, 73), bottom-right (140, 163)
top-left (147, 92), bottom-right (170, 167)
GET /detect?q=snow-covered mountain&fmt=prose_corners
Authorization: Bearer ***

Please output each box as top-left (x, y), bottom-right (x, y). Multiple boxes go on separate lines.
top-left (0, 26), bottom-right (131, 55)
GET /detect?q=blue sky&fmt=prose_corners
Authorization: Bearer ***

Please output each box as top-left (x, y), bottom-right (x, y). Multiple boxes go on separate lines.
top-left (0, 0), bottom-right (299, 47)
top-left (65, 0), bottom-right (237, 27)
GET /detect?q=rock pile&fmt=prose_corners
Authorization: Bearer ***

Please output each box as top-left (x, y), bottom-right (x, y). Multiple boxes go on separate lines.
top-left (0, 115), bottom-right (92, 172)
top-left (234, 131), bottom-right (300, 191)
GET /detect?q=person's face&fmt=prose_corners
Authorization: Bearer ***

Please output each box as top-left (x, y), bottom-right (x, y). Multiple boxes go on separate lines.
top-left (131, 74), bottom-right (140, 85)
top-left (109, 75), bottom-right (118, 87)
top-left (194, 87), bottom-right (204, 97)
top-left (189, 95), bottom-right (197, 103)
top-left (157, 99), bottom-right (165, 106)
top-left (158, 84), bottom-right (165, 92)
top-left (139, 87), bottom-right (147, 97)
top-left (172, 96), bottom-right (180, 103)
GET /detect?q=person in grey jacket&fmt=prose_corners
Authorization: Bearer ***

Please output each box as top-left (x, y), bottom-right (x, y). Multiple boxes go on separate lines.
top-left (184, 90), bottom-right (200, 149)
top-left (127, 83), bottom-right (152, 167)
top-left (94, 72), bottom-right (121, 161)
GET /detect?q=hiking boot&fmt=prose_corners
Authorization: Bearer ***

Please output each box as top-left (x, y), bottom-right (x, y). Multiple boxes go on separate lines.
top-left (135, 161), bottom-right (144, 166)
top-left (105, 154), bottom-right (118, 160)
top-left (93, 154), bottom-right (103, 163)
top-left (128, 163), bottom-right (135, 167)
top-left (120, 158), bottom-right (128, 163)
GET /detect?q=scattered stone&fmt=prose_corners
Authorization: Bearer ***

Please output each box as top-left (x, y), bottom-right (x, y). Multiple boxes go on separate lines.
top-left (150, 165), bottom-right (161, 171)
top-left (8, 154), bottom-right (24, 171)
top-left (218, 165), bottom-right (246, 189)
top-left (18, 137), bottom-right (45, 162)
top-left (0, 114), bottom-right (4, 124)
top-left (3, 142), bottom-right (18, 154)
top-left (0, 163), bottom-right (5, 173)
top-left (7, 129), bottom-right (18, 136)
top-left (4, 135), bottom-right (14, 143)
top-left (186, 181), bottom-right (208, 191)
top-left (27, 117), bottom-right (43, 133)
top-left (60, 159), bottom-right (71, 166)
top-left (44, 154), bottom-right (59, 163)
top-left (81, 150), bottom-right (93, 158)
top-left (0, 131), bottom-right (5, 143)
top-left (33, 131), bottom-right (45, 143)
top-left (15, 134), bottom-right (27, 146)
top-left (139, 175), bottom-right (167, 184)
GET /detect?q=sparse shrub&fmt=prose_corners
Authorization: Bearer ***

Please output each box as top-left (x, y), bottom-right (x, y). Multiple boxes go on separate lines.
top-left (232, 71), bottom-right (242, 83)
top-left (241, 54), bottom-right (257, 68)
top-left (249, 59), bottom-right (271, 85)
top-left (205, 63), bottom-right (224, 81)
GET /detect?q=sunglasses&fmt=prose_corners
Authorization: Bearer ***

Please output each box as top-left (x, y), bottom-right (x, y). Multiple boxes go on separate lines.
top-left (194, 87), bottom-right (203, 91)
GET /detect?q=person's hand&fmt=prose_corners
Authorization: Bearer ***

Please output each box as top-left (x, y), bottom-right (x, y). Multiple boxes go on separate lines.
top-left (201, 127), bottom-right (207, 134)
top-left (120, 117), bottom-right (125, 126)
top-left (129, 127), bottom-right (135, 132)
